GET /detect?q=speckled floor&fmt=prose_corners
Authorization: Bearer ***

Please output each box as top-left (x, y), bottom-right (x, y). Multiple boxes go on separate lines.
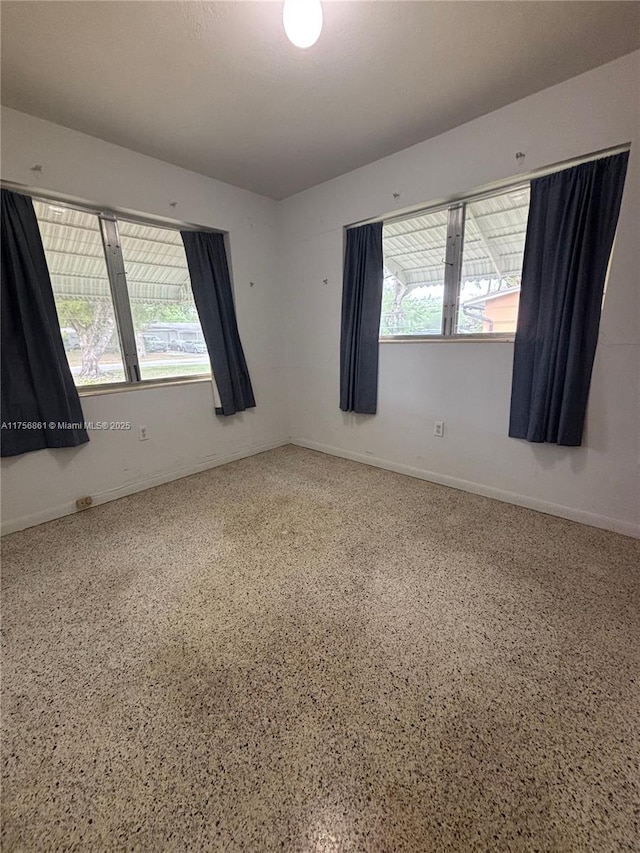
top-left (2, 446), bottom-right (639, 852)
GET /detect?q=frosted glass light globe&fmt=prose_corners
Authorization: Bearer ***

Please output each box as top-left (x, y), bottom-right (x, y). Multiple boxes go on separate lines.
top-left (283, 0), bottom-right (323, 49)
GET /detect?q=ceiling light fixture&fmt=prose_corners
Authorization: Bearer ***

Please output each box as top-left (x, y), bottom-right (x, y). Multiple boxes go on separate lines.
top-left (283, 0), bottom-right (323, 49)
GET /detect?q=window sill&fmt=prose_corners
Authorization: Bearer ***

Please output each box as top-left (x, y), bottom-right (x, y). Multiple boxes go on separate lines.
top-left (77, 375), bottom-right (212, 397)
top-left (379, 335), bottom-right (515, 344)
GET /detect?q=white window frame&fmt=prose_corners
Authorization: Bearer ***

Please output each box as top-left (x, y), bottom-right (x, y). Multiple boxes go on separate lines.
top-left (5, 184), bottom-right (222, 393)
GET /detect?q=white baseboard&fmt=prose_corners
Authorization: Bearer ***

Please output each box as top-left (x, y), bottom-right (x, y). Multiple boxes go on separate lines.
top-left (5, 436), bottom-right (637, 540)
top-left (1, 437), bottom-right (289, 536)
top-left (291, 438), bottom-right (640, 539)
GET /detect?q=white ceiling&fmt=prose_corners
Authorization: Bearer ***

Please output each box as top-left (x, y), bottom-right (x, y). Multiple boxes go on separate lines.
top-left (2, 1), bottom-right (639, 199)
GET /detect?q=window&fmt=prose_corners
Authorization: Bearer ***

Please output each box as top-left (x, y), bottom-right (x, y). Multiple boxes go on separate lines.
top-left (381, 208), bottom-right (448, 336)
top-left (34, 202), bottom-right (127, 386)
top-left (457, 187), bottom-right (530, 335)
top-left (118, 221), bottom-right (209, 381)
top-left (34, 200), bottom-right (211, 388)
top-left (380, 184), bottom-right (530, 339)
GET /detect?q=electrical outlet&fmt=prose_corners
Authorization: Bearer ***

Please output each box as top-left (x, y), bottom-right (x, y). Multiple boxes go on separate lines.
top-left (434, 421), bottom-right (445, 437)
top-left (75, 496), bottom-right (93, 511)
top-left (138, 425), bottom-right (149, 441)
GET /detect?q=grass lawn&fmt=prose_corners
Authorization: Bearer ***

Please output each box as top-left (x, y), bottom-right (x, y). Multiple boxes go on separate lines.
top-left (69, 353), bottom-right (210, 387)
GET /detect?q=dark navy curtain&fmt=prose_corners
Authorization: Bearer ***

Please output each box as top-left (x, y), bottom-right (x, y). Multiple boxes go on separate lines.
top-left (181, 231), bottom-right (255, 416)
top-left (340, 222), bottom-right (384, 414)
top-left (509, 151), bottom-right (629, 446)
top-left (1, 190), bottom-right (89, 457)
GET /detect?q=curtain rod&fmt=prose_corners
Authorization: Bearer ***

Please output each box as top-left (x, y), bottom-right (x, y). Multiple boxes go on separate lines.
top-left (346, 142), bottom-right (632, 230)
top-left (0, 180), bottom-right (224, 235)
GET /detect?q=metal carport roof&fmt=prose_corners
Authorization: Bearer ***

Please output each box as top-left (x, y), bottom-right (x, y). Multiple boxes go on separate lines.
top-left (383, 187), bottom-right (530, 287)
top-left (34, 201), bottom-right (192, 303)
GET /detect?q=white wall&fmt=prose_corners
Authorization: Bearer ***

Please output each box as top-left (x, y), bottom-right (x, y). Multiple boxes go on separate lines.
top-left (1, 108), bottom-right (288, 534)
top-left (281, 52), bottom-right (640, 537)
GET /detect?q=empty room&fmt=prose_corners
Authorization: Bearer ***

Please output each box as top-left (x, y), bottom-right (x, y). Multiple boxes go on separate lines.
top-left (1, 1), bottom-right (639, 850)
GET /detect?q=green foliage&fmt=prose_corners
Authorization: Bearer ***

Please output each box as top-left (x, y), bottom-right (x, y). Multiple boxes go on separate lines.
top-left (55, 298), bottom-right (98, 330)
top-left (56, 297), bottom-right (198, 333)
top-left (131, 301), bottom-right (198, 330)
top-left (381, 288), bottom-right (442, 335)
top-left (456, 311), bottom-right (483, 334)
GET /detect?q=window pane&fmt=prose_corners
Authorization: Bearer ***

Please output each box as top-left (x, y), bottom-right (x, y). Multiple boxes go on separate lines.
top-left (34, 201), bottom-right (126, 386)
top-left (381, 209), bottom-right (448, 336)
top-left (457, 186), bottom-right (530, 334)
top-left (118, 222), bottom-right (210, 381)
